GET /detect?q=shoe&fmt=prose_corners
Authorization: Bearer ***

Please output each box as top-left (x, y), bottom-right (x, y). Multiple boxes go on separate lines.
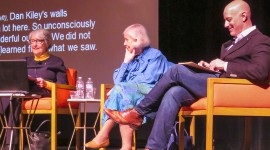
top-left (2, 144), bottom-right (17, 150)
top-left (2, 145), bottom-right (9, 150)
top-left (84, 139), bottom-right (110, 149)
top-left (104, 108), bottom-right (143, 128)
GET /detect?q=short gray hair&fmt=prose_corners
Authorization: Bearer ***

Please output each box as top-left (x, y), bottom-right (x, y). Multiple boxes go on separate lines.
top-left (29, 28), bottom-right (53, 49)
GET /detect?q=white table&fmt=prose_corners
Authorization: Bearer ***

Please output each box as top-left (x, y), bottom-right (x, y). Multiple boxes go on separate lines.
top-left (0, 93), bottom-right (41, 150)
top-left (67, 98), bottom-right (100, 150)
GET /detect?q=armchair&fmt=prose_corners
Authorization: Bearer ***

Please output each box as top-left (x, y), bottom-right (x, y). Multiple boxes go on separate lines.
top-left (179, 78), bottom-right (270, 150)
top-left (100, 84), bottom-right (136, 150)
top-left (21, 68), bottom-right (80, 150)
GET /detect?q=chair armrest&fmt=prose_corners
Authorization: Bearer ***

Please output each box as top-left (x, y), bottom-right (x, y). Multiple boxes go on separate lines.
top-left (207, 78), bottom-right (270, 108)
top-left (208, 78), bottom-right (259, 85)
top-left (100, 84), bottom-right (114, 101)
top-left (50, 83), bottom-right (77, 108)
top-left (56, 83), bottom-right (76, 90)
top-left (100, 84), bottom-right (114, 128)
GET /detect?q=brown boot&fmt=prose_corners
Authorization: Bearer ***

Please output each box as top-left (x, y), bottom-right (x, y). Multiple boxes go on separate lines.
top-left (104, 108), bottom-right (143, 128)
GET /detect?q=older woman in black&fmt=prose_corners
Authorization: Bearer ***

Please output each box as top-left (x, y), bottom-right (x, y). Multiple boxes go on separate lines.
top-left (0, 28), bottom-right (67, 150)
top-left (27, 29), bottom-right (67, 96)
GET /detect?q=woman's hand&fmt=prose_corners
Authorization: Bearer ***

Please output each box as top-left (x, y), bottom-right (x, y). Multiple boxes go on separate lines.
top-left (35, 77), bottom-right (47, 88)
top-left (124, 48), bottom-right (136, 63)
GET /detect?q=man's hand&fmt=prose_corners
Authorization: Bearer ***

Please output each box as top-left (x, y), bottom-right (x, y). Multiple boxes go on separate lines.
top-left (124, 48), bottom-right (136, 63)
top-left (198, 60), bottom-right (210, 68)
top-left (209, 58), bottom-right (226, 71)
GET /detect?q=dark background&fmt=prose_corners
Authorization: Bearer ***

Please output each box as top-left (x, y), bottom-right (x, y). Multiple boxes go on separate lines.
top-left (159, 0), bottom-right (270, 64)
top-left (156, 0), bottom-right (270, 150)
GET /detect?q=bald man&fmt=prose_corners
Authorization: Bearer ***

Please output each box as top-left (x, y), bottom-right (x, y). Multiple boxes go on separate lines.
top-left (105, 1), bottom-right (270, 149)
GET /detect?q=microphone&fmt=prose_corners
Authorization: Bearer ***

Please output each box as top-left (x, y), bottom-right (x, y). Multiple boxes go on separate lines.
top-left (37, 61), bottom-right (42, 65)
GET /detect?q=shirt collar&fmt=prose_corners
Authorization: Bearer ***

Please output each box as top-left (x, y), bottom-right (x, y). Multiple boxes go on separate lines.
top-left (235, 26), bottom-right (256, 43)
top-left (34, 52), bottom-right (50, 61)
top-left (136, 46), bottom-right (150, 59)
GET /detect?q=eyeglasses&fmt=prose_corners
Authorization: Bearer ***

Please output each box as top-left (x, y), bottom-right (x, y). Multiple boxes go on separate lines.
top-left (29, 39), bottom-right (44, 45)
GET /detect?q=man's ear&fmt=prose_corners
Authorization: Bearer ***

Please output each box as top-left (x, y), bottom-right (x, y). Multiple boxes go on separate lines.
top-left (241, 12), bottom-right (248, 22)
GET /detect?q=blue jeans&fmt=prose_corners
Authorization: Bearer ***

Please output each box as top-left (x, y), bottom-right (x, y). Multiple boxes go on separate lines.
top-left (134, 64), bottom-right (219, 149)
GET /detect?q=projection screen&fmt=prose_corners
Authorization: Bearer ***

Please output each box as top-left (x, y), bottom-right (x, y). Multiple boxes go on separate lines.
top-left (0, 0), bottom-right (159, 104)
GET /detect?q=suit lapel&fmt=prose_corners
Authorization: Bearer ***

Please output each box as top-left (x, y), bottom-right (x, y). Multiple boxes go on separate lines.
top-left (221, 40), bottom-right (233, 58)
top-left (221, 29), bottom-right (259, 59)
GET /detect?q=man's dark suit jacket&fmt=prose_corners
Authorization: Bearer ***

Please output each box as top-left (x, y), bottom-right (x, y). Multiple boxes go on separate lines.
top-left (220, 29), bottom-right (270, 81)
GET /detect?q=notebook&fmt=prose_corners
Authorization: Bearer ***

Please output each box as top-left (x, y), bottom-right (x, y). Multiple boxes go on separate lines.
top-left (0, 59), bottom-right (29, 94)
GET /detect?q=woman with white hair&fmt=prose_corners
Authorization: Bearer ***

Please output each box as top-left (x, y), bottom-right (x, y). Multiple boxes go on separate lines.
top-left (85, 24), bottom-right (174, 150)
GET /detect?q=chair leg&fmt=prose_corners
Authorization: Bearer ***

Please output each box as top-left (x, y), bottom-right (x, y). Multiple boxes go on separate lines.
top-left (131, 131), bottom-right (137, 150)
top-left (190, 116), bottom-right (196, 146)
top-left (19, 113), bottom-right (24, 150)
top-left (51, 114), bottom-right (57, 150)
top-left (243, 117), bottom-right (252, 150)
top-left (75, 108), bottom-right (81, 150)
top-left (179, 111), bottom-right (185, 150)
top-left (206, 114), bottom-right (213, 150)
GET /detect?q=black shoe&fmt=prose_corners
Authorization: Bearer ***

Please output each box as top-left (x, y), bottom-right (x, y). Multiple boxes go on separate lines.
top-left (2, 145), bottom-right (10, 150)
top-left (2, 144), bottom-right (18, 150)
